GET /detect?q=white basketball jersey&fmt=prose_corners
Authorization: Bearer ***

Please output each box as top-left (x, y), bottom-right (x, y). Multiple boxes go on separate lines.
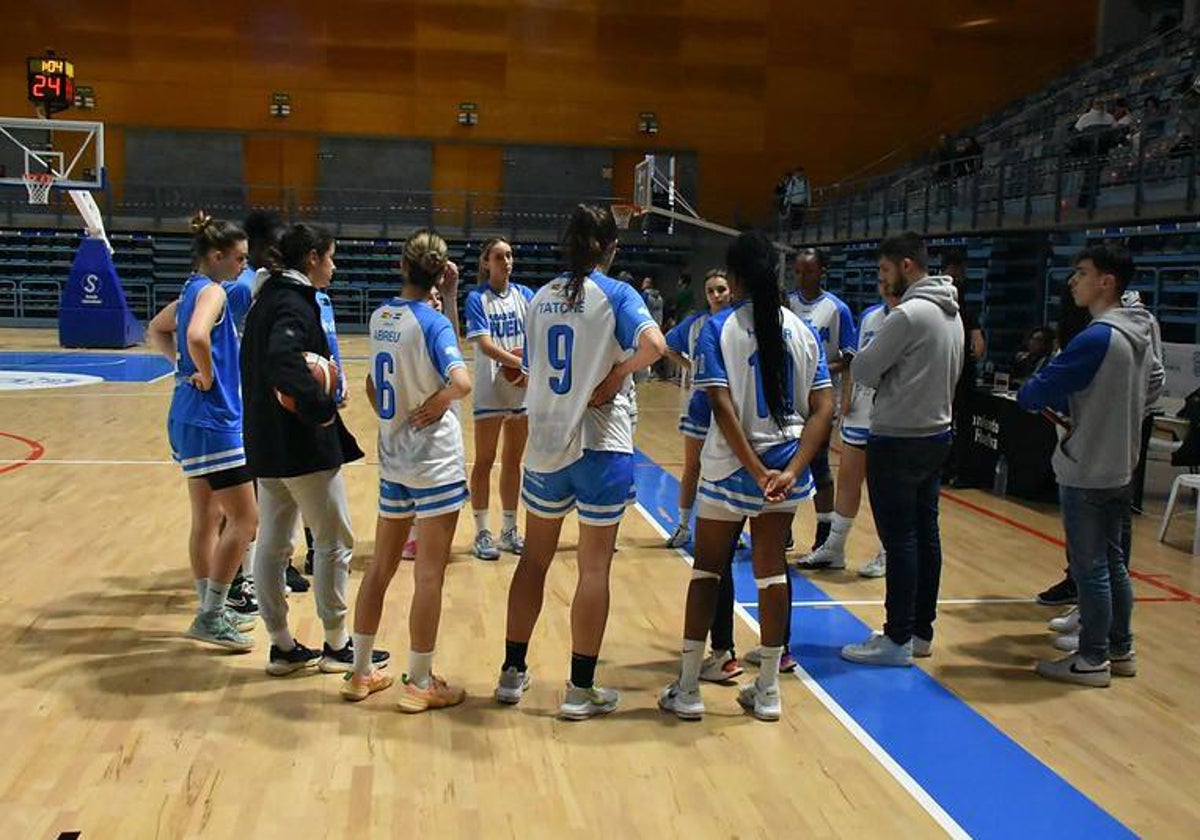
top-left (666, 310), bottom-right (712, 418)
top-left (787, 289), bottom-right (856, 368)
top-left (369, 297), bottom-right (467, 488)
top-left (695, 302), bottom-right (831, 481)
top-left (522, 270), bottom-right (656, 473)
top-left (842, 303), bottom-right (889, 432)
top-left (464, 281), bottom-right (535, 415)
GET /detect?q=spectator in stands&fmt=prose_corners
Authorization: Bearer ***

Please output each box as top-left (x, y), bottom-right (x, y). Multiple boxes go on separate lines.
top-left (934, 134), bottom-right (956, 182)
top-left (674, 272), bottom-right (695, 319)
top-left (954, 136), bottom-right (983, 177)
top-left (778, 168), bottom-right (810, 228)
top-left (1111, 98), bottom-right (1135, 128)
top-left (642, 277), bottom-right (667, 379)
top-left (1012, 327), bottom-right (1056, 381)
top-left (1075, 99), bottom-right (1116, 132)
top-left (1143, 95), bottom-right (1171, 122)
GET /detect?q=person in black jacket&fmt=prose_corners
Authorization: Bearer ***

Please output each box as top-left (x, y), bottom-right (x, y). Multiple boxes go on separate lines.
top-left (240, 223), bottom-right (385, 677)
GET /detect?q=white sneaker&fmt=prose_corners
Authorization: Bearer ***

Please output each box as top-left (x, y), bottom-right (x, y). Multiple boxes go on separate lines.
top-left (559, 682), bottom-right (619, 720)
top-left (737, 679), bottom-right (781, 721)
top-left (699, 650), bottom-right (744, 682)
top-left (840, 631), bottom-right (913, 667)
top-left (858, 549), bottom-right (887, 579)
top-left (1048, 606), bottom-right (1080, 634)
top-left (912, 636), bottom-right (932, 658)
top-left (1053, 633), bottom-right (1080, 652)
top-left (658, 681), bottom-right (705, 720)
top-left (494, 666), bottom-right (531, 705)
top-left (665, 523), bottom-right (691, 549)
top-left (1110, 650), bottom-right (1137, 678)
top-left (793, 543), bottom-right (846, 570)
top-left (1035, 653), bottom-right (1110, 687)
top-left (472, 530), bottom-right (501, 561)
top-left (499, 527), bottom-right (525, 555)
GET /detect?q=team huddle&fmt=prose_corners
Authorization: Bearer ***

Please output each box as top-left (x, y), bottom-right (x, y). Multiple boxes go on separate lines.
top-left (154, 202), bottom-right (1103, 722)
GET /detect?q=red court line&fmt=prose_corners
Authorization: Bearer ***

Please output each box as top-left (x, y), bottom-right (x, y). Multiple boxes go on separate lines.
top-left (0, 430), bottom-right (45, 475)
top-left (941, 489), bottom-right (1200, 605)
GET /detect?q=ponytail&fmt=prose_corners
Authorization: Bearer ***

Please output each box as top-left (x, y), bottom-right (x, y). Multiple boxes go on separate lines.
top-left (190, 210), bottom-right (245, 265)
top-left (270, 223), bottom-right (335, 277)
top-left (727, 231), bottom-right (790, 428)
top-left (560, 204), bottom-right (618, 307)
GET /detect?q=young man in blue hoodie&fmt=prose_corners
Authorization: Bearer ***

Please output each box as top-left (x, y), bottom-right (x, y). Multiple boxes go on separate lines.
top-left (1017, 245), bottom-right (1159, 687)
top-left (841, 233), bottom-right (963, 667)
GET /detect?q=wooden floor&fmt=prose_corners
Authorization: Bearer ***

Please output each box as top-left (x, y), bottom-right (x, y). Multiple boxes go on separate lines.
top-left (0, 329), bottom-right (1197, 838)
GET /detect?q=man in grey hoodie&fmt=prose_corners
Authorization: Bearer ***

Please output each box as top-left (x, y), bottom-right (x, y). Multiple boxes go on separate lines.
top-left (841, 232), bottom-right (963, 667)
top-left (1017, 245), bottom-right (1158, 687)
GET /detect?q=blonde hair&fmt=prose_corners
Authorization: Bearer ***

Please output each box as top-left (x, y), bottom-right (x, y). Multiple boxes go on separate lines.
top-left (478, 236), bottom-right (511, 284)
top-left (189, 209), bottom-right (245, 264)
top-left (402, 229), bottom-right (448, 290)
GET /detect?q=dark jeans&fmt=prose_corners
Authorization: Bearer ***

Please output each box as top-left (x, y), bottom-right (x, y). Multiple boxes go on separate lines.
top-left (1060, 484), bottom-right (1134, 664)
top-left (867, 435), bottom-right (953, 645)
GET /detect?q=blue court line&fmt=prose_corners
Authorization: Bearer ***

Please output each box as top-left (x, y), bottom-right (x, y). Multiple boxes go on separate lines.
top-left (632, 449), bottom-right (1134, 840)
top-left (0, 351), bottom-right (172, 383)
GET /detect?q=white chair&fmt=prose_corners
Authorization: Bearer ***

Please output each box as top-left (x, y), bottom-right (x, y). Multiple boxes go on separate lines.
top-left (1156, 473), bottom-right (1200, 555)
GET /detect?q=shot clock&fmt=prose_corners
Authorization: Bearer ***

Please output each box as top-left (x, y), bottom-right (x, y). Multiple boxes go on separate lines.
top-left (26, 53), bottom-right (75, 114)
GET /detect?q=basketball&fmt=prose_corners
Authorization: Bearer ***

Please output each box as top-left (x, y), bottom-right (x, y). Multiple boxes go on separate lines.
top-left (276, 352), bottom-right (339, 414)
top-left (502, 349), bottom-right (526, 386)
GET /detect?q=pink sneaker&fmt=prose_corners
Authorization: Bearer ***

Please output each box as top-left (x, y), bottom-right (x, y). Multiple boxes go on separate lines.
top-left (341, 669), bottom-right (395, 702)
top-left (401, 535), bottom-right (417, 560)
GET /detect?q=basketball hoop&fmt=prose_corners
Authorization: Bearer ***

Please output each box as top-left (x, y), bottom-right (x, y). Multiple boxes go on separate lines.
top-left (611, 203), bottom-right (641, 230)
top-left (23, 172), bottom-right (55, 205)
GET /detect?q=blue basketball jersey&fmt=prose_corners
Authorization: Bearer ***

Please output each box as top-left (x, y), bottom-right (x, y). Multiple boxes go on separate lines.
top-left (522, 270), bottom-right (656, 473)
top-left (228, 266), bottom-right (256, 335)
top-left (168, 275), bottom-right (244, 432)
top-left (369, 297), bottom-right (467, 488)
top-left (695, 302), bottom-right (831, 481)
top-left (316, 289), bottom-right (347, 403)
top-left (666, 310), bottom-right (713, 421)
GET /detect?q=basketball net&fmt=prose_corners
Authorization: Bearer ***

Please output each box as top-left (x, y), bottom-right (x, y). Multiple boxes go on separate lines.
top-left (23, 172), bottom-right (55, 205)
top-left (611, 203), bottom-right (641, 230)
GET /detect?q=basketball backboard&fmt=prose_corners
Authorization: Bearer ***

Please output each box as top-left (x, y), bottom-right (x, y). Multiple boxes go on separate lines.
top-left (0, 116), bottom-right (105, 191)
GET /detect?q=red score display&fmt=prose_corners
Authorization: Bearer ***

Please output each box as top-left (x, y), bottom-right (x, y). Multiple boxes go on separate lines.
top-left (26, 54), bottom-right (75, 114)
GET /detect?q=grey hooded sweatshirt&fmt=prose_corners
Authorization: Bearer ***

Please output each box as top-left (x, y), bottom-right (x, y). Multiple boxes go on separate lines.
top-left (851, 275), bottom-right (964, 438)
top-left (1017, 304), bottom-right (1159, 489)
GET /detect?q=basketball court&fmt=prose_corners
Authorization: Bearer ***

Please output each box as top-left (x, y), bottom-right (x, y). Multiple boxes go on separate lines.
top-left (0, 327), bottom-right (1197, 838)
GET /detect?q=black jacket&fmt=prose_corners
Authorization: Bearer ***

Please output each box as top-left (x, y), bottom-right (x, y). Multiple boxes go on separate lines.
top-left (240, 271), bottom-right (363, 478)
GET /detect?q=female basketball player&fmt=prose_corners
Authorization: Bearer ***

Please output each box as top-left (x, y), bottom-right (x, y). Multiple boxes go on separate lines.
top-left (659, 230), bottom-right (834, 722)
top-left (240, 223), bottom-right (375, 677)
top-left (464, 237), bottom-right (534, 560)
top-left (663, 270), bottom-right (743, 681)
top-left (494, 204), bottom-right (665, 720)
top-left (795, 279), bottom-right (897, 578)
top-left (342, 230), bottom-right (472, 711)
top-left (146, 212), bottom-right (257, 651)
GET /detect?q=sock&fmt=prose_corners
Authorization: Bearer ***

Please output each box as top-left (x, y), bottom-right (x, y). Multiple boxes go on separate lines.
top-left (474, 510), bottom-right (489, 535)
top-left (270, 629), bottom-right (296, 651)
top-left (408, 649), bottom-right (435, 688)
top-left (680, 638), bottom-right (705, 692)
top-left (194, 578), bottom-right (207, 604)
top-left (502, 510), bottom-right (517, 533)
top-left (679, 507), bottom-right (693, 530)
top-left (352, 633), bottom-right (376, 677)
top-left (503, 639), bottom-right (529, 672)
top-left (325, 627), bottom-right (350, 651)
top-left (202, 580), bottom-right (231, 615)
top-left (757, 644), bottom-right (784, 691)
top-left (824, 512), bottom-right (854, 553)
top-left (570, 652), bottom-right (599, 689)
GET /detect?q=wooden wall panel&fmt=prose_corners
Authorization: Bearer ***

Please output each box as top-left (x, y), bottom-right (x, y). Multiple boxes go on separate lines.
top-left (0, 0), bottom-right (1099, 224)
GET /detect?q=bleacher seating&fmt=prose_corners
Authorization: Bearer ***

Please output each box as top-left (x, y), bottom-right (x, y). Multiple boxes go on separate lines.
top-left (0, 227), bottom-right (689, 332)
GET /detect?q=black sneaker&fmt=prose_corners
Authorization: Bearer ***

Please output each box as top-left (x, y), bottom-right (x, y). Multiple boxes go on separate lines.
top-left (266, 641), bottom-right (321, 676)
top-left (1037, 576), bottom-right (1078, 606)
top-left (226, 574), bottom-right (259, 617)
top-left (319, 640), bottom-right (391, 674)
top-left (285, 565), bottom-right (310, 594)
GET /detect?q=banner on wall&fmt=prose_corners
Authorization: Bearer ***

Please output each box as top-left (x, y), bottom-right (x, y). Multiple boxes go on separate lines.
top-left (1161, 342), bottom-right (1200, 400)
